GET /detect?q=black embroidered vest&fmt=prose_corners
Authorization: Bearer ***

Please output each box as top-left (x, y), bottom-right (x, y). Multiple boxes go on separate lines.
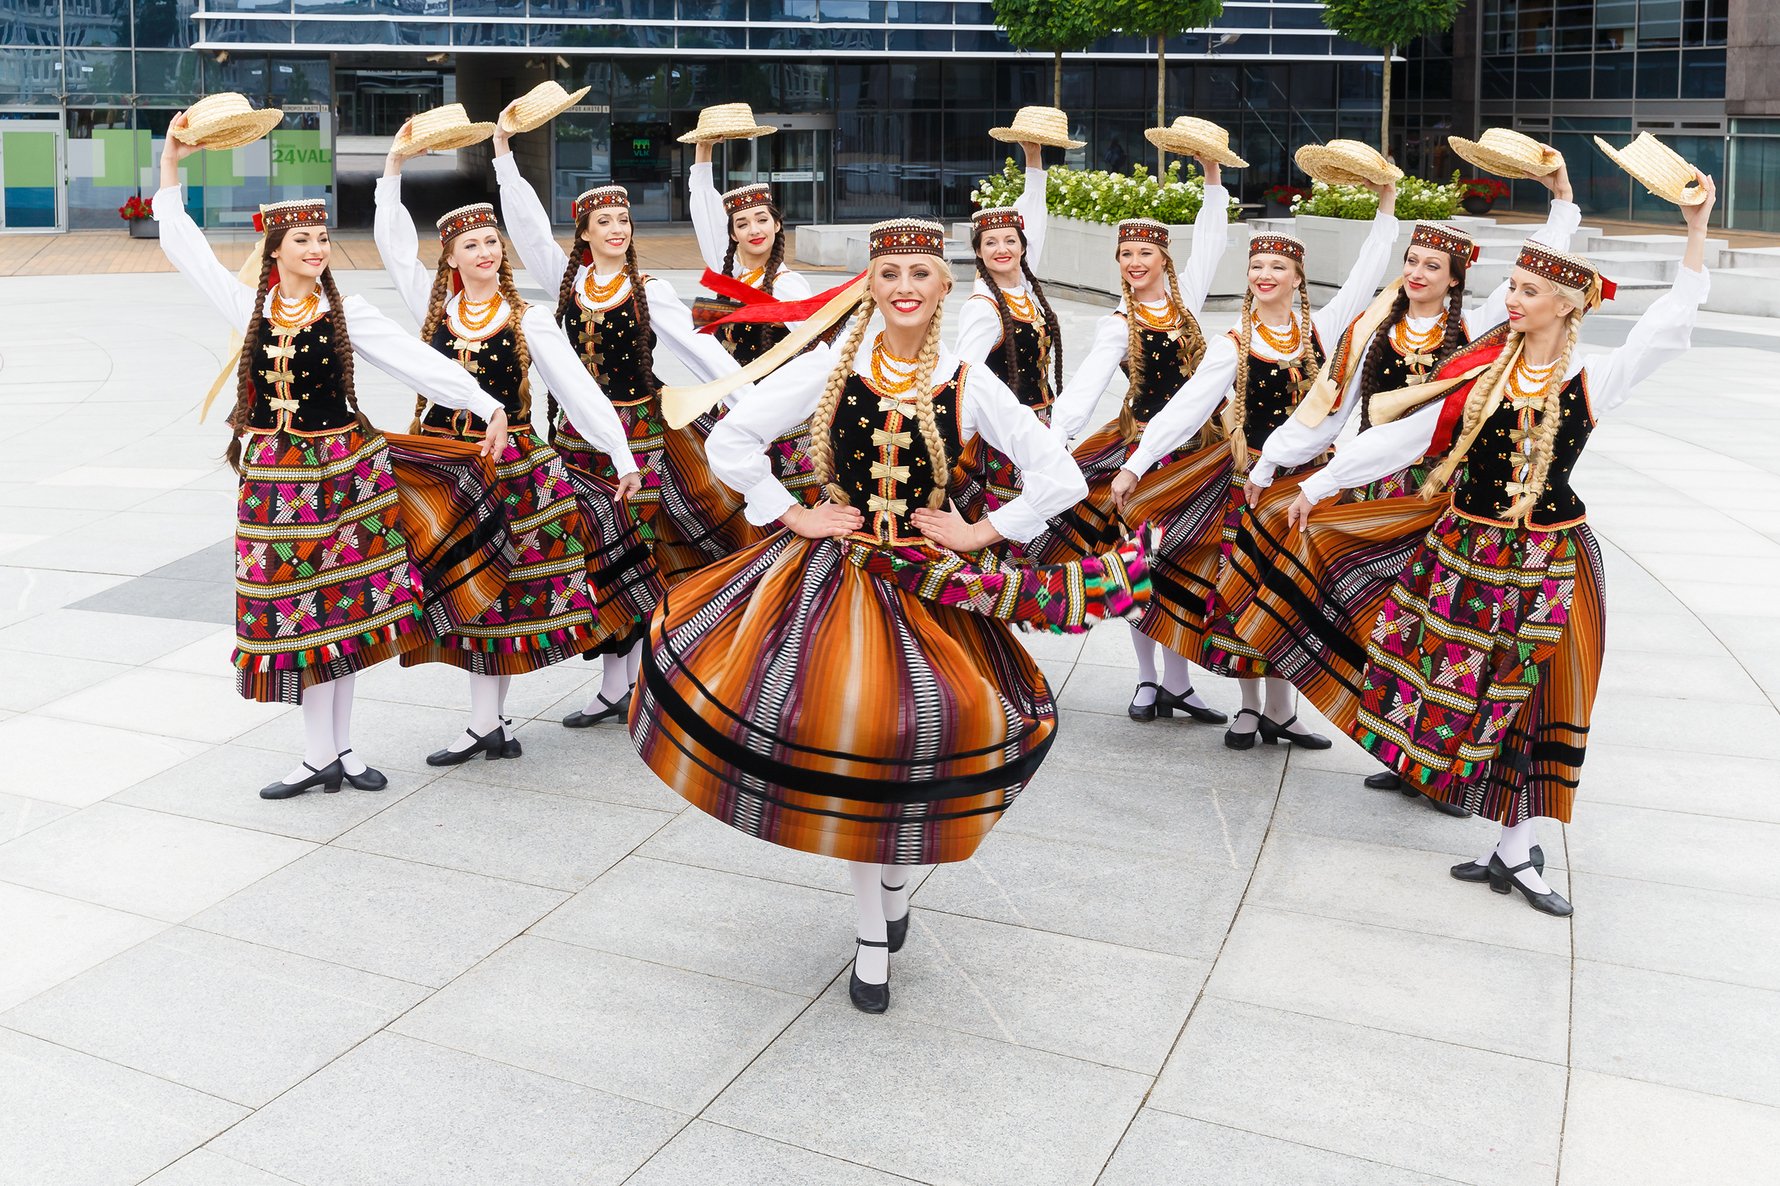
top-left (1238, 328), bottom-right (1325, 451)
top-left (244, 316), bottom-right (351, 432)
top-left (561, 290), bottom-right (657, 408)
top-left (417, 319), bottom-right (528, 435)
top-left (718, 318), bottom-right (790, 366)
top-left (830, 371), bottom-right (965, 545)
top-left (1121, 324), bottom-right (1194, 423)
top-left (1453, 372), bottom-right (1593, 530)
top-left (1358, 336), bottom-right (1421, 432)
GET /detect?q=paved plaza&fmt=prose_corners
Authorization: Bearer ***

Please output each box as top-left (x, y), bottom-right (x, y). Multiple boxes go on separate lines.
top-left (1, 253), bottom-right (1778, 1186)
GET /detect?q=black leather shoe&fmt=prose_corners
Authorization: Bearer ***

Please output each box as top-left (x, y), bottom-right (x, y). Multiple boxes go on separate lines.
top-left (1364, 770), bottom-right (1409, 793)
top-left (1490, 854), bottom-right (1573, 916)
top-left (563, 689), bottom-right (632, 729)
top-left (1423, 793), bottom-right (1470, 818)
top-left (1156, 685), bottom-right (1228, 725)
top-left (883, 881), bottom-right (910, 953)
top-left (1128, 681), bottom-right (1159, 721)
top-left (425, 725), bottom-right (509, 767)
top-left (337, 749), bottom-right (388, 792)
top-left (1451, 845), bottom-right (1544, 884)
top-left (1258, 713), bottom-right (1332, 749)
top-left (499, 718), bottom-right (523, 759)
top-left (1224, 707), bottom-right (1261, 750)
top-left (259, 760), bottom-right (343, 800)
top-left (848, 938), bottom-right (890, 1014)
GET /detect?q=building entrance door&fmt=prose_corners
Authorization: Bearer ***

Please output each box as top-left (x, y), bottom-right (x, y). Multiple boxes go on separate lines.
top-left (727, 116), bottom-right (833, 225)
top-left (0, 117), bottom-right (65, 232)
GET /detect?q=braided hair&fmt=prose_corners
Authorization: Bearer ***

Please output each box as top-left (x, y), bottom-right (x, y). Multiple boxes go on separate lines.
top-left (1228, 261), bottom-right (1320, 467)
top-left (968, 223), bottom-right (1065, 405)
top-left (720, 199), bottom-right (786, 297)
top-left (417, 243), bottom-right (534, 431)
top-left (1357, 255), bottom-right (1469, 415)
top-left (1115, 246), bottom-right (1207, 444)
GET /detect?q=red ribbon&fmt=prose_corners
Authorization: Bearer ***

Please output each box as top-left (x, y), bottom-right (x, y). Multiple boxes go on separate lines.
top-left (697, 269), bottom-right (868, 332)
top-left (1599, 276), bottom-right (1617, 302)
top-left (252, 211), bottom-right (265, 233)
top-left (699, 268), bottom-right (777, 307)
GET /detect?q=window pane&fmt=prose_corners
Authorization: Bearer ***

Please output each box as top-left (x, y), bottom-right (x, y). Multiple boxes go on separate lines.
top-left (1637, 49), bottom-right (1679, 97)
top-left (136, 0), bottom-right (202, 48)
top-left (1639, 0), bottom-right (1682, 47)
top-left (64, 0), bottom-right (132, 48)
top-left (1682, 47), bottom-right (1724, 98)
top-left (135, 49), bottom-right (203, 101)
top-left (1, 0), bottom-right (63, 47)
top-left (1593, 50), bottom-right (1635, 98)
top-left (63, 49), bottom-right (134, 100)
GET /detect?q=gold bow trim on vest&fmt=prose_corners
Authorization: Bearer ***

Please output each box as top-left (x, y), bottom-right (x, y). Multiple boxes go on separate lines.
top-left (870, 461), bottom-right (911, 483)
top-left (266, 396), bottom-right (301, 413)
top-left (877, 395), bottom-right (919, 419)
top-left (871, 427), bottom-right (912, 449)
top-left (259, 370), bottom-right (293, 387)
top-left (450, 337), bottom-right (486, 354)
top-left (867, 494), bottom-right (908, 515)
top-left (262, 342), bottom-right (296, 361)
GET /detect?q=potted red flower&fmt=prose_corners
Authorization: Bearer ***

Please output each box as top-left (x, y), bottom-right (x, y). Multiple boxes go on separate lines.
top-left (119, 193), bottom-right (157, 239)
top-left (1265, 183), bottom-right (1308, 216)
top-left (1460, 177), bottom-right (1509, 215)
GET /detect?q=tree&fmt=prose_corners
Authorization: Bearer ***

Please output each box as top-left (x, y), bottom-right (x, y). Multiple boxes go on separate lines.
top-left (1320, 0), bottom-right (1462, 155)
top-left (1112, 1), bottom-right (1225, 173)
top-left (993, 0), bottom-right (1112, 107)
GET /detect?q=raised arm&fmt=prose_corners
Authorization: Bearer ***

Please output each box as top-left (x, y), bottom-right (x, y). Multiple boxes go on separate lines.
top-left (1120, 334), bottom-right (1239, 476)
top-left (1050, 312), bottom-right (1129, 446)
top-left (153, 186), bottom-right (255, 331)
top-left (962, 364), bottom-right (1088, 544)
top-left (688, 157), bottom-right (729, 273)
top-left (1012, 143), bottom-right (1048, 269)
top-left (520, 306), bottom-right (636, 476)
top-left (706, 341), bottom-right (838, 523)
top-left (1312, 182), bottom-right (1400, 343)
top-left (492, 150), bottom-right (571, 288)
top-left (643, 276), bottom-right (745, 386)
top-left (1176, 160), bottom-right (1230, 316)
top-left (372, 162), bottom-right (433, 325)
top-left (342, 296), bottom-right (501, 423)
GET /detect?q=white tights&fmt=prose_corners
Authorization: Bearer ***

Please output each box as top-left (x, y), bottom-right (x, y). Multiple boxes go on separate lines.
top-left (1128, 625), bottom-right (1212, 711)
top-left (849, 861), bottom-right (913, 985)
top-left (1229, 676), bottom-right (1299, 735)
top-left (280, 673), bottom-right (362, 784)
top-left (1490, 818), bottom-right (1553, 894)
top-left (584, 642), bottom-right (639, 714)
top-left (442, 672), bottom-right (514, 754)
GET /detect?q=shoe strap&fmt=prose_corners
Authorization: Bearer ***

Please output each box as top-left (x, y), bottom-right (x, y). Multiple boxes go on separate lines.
top-left (881, 881), bottom-right (908, 892)
top-left (302, 761), bottom-right (325, 775)
top-left (1133, 681), bottom-right (1158, 691)
top-left (1502, 858), bottom-right (1540, 876)
top-left (337, 748), bottom-right (354, 758)
top-left (856, 937), bottom-right (890, 948)
top-left (1232, 707), bottom-right (1261, 721)
top-left (596, 690), bottom-right (629, 710)
top-left (1267, 714), bottom-right (1301, 730)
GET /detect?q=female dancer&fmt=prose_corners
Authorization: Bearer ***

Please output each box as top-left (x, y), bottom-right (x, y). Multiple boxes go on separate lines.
top-left (1226, 169), bottom-right (1577, 806)
top-left (689, 140), bottom-right (813, 362)
top-left (156, 115), bottom-right (509, 799)
top-left (1108, 180), bottom-right (1398, 744)
top-left (375, 144), bottom-right (641, 764)
top-left (492, 118), bottom-right (755, 728)
top-left (1284, 178), bottom-right (1715, 914)
top-left (631, 220), bottom-right (1149, 1013)
top-left (1041, 158), bottom-right (1230, 720)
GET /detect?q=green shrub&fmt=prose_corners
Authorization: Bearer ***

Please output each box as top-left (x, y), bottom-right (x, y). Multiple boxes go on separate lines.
top-left (1289, 172), bottom-right (1466, 220)
top-left (970, 158), bottom-right (1244, 226)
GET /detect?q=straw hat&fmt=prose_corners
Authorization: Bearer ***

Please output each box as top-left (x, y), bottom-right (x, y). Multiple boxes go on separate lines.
top-left (1594, 132), bottom-right (1708, 207)
top-left (173, 93), bottom-right (285, 151)
top-left (1294, 139), bottom-right (1403, 186)
top-left (394, 104), bottom-right (497, 157)
top-left (1447, 128), bottom-right (1563, 179)
top-left (989, 106), bottom-right (1084, 150)
top-left (1144, 117), bottom-right (1248, 169)
top-left (498, 80), bottom-right (592, 134)
top-left (678, 103), bottom-right (776, 144)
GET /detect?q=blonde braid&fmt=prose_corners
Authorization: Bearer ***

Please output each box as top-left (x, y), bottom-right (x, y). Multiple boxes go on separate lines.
top-left (1225, 291), bottom-right (1255, 464)
top-left (1116, 277), bottom-right (1144, 444)
top-left (1420, 330), bottom-right (1523, 496)
top-left (810, 295), bottom-right (875, 504)
top-left (1160, 248), bottom-right (1208, 377)
top-left (414, 259), bottom-right (455, 431)
top-left (495, 255), bottom-right (533, 422)
top-left (909, 305), bottom-right (950, 509)
top-left (1502, 311), bottom-right (1582, 520)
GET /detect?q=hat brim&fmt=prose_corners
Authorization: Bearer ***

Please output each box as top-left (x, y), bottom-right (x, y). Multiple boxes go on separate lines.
top-left (989, 126), bottom-right (1085, 150)
top-left (1295, 145), bottom-right (1403, 186)
top-left (677, 124), bottom-right (777, 144)
top-left (1449, 136), bottom-right (1562, 180)
top-left (1144, 128), bottom-right (1248, 169)
top-left (174, 109), bottom-right (285, 151)
top-left (397, 122), bottom-right (498, 156)
top-left (1593, 136), bottom-right (1708, 206)
top-left (498, 84), bottom-right (592, 134)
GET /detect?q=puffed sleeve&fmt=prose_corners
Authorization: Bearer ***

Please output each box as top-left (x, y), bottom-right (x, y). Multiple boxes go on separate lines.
top-left (153, 183), bottom-right (254, 331)
top-left (1249, 336), bottom-right (1371, 489)
top-left (520, 306), bottom-right (636, 477)
top-left (1014, 166), bottom-right (1048, 269)
top-left (962, 364), bottom-right (1088, 544)
top-left (769, 268), bottom-right (813, 305)
top-left (1176, 184), bottom-right (1231, 316)
top-left (342, 295), bottom-right (503, 420)
top-left (1312, 209), bottom-right (1400, 344)
top-left (371, 174), bottom-right (433, 326)
top-left (954, 292), bottom-right (1004, 368)
top-left (493, 152), bottom-right (571, 288)
top-left (1578, 264), bottom-right (1709, 419)
top-left (688, 160), bottom-right (729, 273)
top-left (1297, 402), bottom-right (1442, 505)
top-left (1049, 312), bottom-right (1129, 446)
top-left (642, 276), bottom-right (744, 386)
top-left (706, 342), bottom-right (838, 523)
top-left (1468, 199), bottom-right (1580, 332)
top-left (1121, 334), bottom-right (1239, 476)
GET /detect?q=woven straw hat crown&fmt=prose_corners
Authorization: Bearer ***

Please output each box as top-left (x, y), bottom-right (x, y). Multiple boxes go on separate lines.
top-left (1593, 132), bottom-right (1708, 206)
top-left (678, 103), bottom-right (776, 144)
top-left (1295, 139), bottom-right (1403, 186)
top-left (174, 92), bottom-right (285, 151)
top-left (1448, 127), bottom-right (1563, 179)
top-left (989, 106), bottom-right (1084, 150)
top-left (499, 80), bottom-right (592, 134)
top-left (397, 103), bottom-right (498, 155)
top-left (1144, 117), bottom-right (1248, 169)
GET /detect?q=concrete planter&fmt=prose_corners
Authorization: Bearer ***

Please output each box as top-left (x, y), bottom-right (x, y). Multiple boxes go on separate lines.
top-left (127, 218), bottom-right (159, 239)
top-left (1035, 215), bottom-right (1249, 301)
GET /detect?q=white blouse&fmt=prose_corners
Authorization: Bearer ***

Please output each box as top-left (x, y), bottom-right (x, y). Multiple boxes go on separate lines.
top-left (492, 153), bottom-right (746, 389)
top-left (1298, 263), bottom-right (1711, 505)
top-left (1120, 208), bottom-right (1402, 478)
top-left (687, 161), bottom-right (814, 306)
top-left (707, 335), bottom-right (1089, 546)
top-left (1048, 183), bottom-right (1233, 446)
top-left (371, 174), bottom-right (637, 476)
top-left (1248, 199), bottom-right (1583, 488)
top-left (154, 183), bottom-right (502, 422)
top-left (954, 166), bottom-right (1055, 370)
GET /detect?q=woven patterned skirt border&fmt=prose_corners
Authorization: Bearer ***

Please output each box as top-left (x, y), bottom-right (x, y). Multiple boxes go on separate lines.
top-left (1202, 464), bottom-right (1316, 678)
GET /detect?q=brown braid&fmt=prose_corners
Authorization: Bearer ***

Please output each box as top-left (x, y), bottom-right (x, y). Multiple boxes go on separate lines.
top-left (908, 302), bottom-right (951, 509)
top-left (224, 246), bottom-right (277, 473)
top-left (973, 253), bottom-right (1025, 400)
top-left (809, 295), bottom-right (875, 503)
top-left (495, 256), bottom-right (534, 422)
top-left (624, 241), bottom-right (656, 395)
top-left (1226, 290), bottom-right (1256, 458)
top-left (1115, 278), bottom-right (1144, 445)
top-left (317, 267), bottom-right (368, 441)
top-left (1360, 256), bottom-right (1471, 402)
top-left (1022, 258), bottom-right (1065, 402)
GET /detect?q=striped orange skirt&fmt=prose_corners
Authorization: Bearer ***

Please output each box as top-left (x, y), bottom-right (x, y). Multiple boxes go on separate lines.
top-left (1127, 439), bottom-right (1235, 659)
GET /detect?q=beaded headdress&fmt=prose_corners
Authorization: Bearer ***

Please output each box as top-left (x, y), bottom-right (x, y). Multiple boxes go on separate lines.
top-left (868, 218), bottom-right (946, 258)
top-left (1116, 218), bottom-right (1169, 246)
top-left (435, 202), bottom-right (498, 245)
top-left (1516, 241), bottom-right (1616, 308)
top-left (255, 198), bottom-right (327, 233)
top-left (1248, 232), bottom-right (1305, 261)
top-left (971, 207), bottom-right (1025, 233)
top-left (1411, 221), bottom-right (1479, 264)
top-left (574, 185), bottom-right (630, 221)
top-left (721, 183), bottom-right (774, 216)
